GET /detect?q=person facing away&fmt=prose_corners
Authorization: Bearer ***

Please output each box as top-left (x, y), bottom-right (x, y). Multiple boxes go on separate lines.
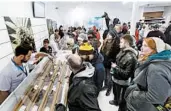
top-left (40, 39), bottom-right (53, 55)
top-left (100, 29), bottom-right (120, 96)
top-left (0, 44), bottom-right (33, 104)
top-left (125, 37), bottom-right (171, 111)
top-left (164, 24), bottom-right (171, 46)
top-left (147, 24), bottom-right (166, 42)
top-left (49, 29), bottom-right (60, 53)
top-left (67, 54), bottom-right (101, 111)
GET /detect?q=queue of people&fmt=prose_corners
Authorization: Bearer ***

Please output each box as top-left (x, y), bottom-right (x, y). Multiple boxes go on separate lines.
top-left (0, 15), bottom-right (171, 111)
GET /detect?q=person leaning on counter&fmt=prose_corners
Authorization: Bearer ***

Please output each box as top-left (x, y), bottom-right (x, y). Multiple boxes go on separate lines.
top-left (0, 43), bottom-right (53, 104)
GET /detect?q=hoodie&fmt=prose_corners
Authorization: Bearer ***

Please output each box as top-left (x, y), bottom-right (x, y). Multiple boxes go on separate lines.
top-left (68, 62), bottom-right (101, 111)
top-left (73, 62), bottom-right (95, 78)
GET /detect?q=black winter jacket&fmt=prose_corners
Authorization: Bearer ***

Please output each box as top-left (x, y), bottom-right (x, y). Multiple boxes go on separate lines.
top-left (68, 77), bottom-right (101, 111)
top-left (113, 48), bottom-right (138, 81)
top-left (147, 30), bottom-right (166, 42)
top-left (164, 24), bottom-right (171, 46)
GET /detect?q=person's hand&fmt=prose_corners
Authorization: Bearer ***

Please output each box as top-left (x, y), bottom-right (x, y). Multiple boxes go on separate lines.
top-left (111, 62), bottom-right (117, 68)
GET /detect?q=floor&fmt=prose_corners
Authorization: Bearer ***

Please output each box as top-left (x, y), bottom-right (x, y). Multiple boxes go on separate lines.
top-left (98, 90), bottom-right (119, 111)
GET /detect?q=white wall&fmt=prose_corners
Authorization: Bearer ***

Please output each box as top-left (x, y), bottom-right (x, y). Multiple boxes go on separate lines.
top-left (45, 2), bottom-right (63, 26)
top-left (0, 2), bottom-right (60, 23)
top-left (0, 2), bottom-right (33, 18)
top-left (53, 2), bottom-right (133, 27)
top-left (0, 17), bottom-right (14, 71)
top-left (31, 18), bottom-right (49, 51)
top-left (0, 2), bottom-right (52, 72)
top-left (163, 6), bottom-right (171, 25)
top-left (143, 6), bottom-right (165, 12)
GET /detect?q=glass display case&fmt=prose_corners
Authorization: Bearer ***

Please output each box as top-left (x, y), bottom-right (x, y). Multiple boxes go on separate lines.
top-left (0, 50), bottom-right (71, 111)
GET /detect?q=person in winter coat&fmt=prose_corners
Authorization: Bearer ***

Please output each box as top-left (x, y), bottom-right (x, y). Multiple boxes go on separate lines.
top-left (125, 37), bottom-right (171, 111)
top-left (147, 24), bottom-right (166, 42)
top-left (79, 42), bottom-right (105, 93)
top-left (115, 24), bottom-right (123, 37)
top-left (96, 29), bottom-right (101, 41)
top-left (164, 24), bottom-right (171, 46)
top-left (113, 18), bottom-right (121, 26)
top-left (59, 25), bottom-right (64, 39)
top-left (67, 54), bottom-right (101, 111)
top-left (101, 29), bottom-right (120, 96)
top-left (93, 26), bottom-right (101, 40)
top-left (109, 34), bottom-right (138, 111)
top-left (122, 23), bottom-right (129, 34)
top-left (87, 30), bottom-right (101, 51)
top-left (49, 30), bottom-right (59, 54)
top-left (72, 33), bottom-right (88, 54)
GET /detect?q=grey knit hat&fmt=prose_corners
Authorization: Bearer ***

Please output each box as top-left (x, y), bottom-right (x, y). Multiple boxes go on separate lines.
top-left (78, 33), bottom-right (88, 41)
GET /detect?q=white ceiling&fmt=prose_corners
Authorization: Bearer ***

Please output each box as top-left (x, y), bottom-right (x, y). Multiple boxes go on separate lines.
top-left (139, 2), bottom-right (171, 7)
top-left (53, 1), bottom-right (171, 9)
top-left (53, 2), bottom-right (133, 10)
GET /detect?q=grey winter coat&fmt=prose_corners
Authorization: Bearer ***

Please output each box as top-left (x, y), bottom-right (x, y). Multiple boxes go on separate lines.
top-left (125, 50), bottom-right (171, 111)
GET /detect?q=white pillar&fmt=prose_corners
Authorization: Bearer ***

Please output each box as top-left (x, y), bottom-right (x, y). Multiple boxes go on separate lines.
top-left (130, 2), bottom-right (139, 35)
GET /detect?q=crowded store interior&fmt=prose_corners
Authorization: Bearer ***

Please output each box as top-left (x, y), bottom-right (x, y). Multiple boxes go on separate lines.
top-left (0, 1), bottom-right (171, 111)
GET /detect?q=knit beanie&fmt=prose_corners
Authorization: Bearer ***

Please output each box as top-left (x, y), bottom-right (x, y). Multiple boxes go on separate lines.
top-left (144, 37), bottom-right (171, 53)
top-left (79, 42), bottom-right (94, 55)
top-left (152, 37), bottom-right (171, 53)
top-left (78, 33), bottom-right (88, 41)
top-left (139, 37), bottom-right (171, 61)
top-left (139, 38), bottom-right (157, 61)
top-left (87, 30), bottom-right (96, 38)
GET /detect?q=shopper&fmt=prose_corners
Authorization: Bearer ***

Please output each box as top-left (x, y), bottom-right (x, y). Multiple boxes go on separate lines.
top-left (164, 24), bottom-right (171, 46)
top-left (109, 34), bottom-right (138, 111)
top-left (79, 42), bottom-right (105, 93)
top-left (40, 39), bottom-right (53, 55)
top-left (87, 29), bottom-right (100, 51)
top-left (147, 24), bottom-right (166, 42)
top-left (72, 33), bottom-right (87, 54)
top-left (49, 29), bottom-right (60, 53)
top-left (115, 24), bottom-right (123, 37)
top-left (101, 29), bottom-right (120, 96)
top-left (59, 25), bottom-right (64, 39)
top-left (67, 54), bottom-right (101, 111)
top-left (122, 23), bottom-right (129, 35)
top-left (125, 37), bottom-right (171, 111)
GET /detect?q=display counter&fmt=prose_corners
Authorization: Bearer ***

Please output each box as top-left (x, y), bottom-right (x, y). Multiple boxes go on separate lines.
top-left (0, 50), bottom-right (72, 111)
